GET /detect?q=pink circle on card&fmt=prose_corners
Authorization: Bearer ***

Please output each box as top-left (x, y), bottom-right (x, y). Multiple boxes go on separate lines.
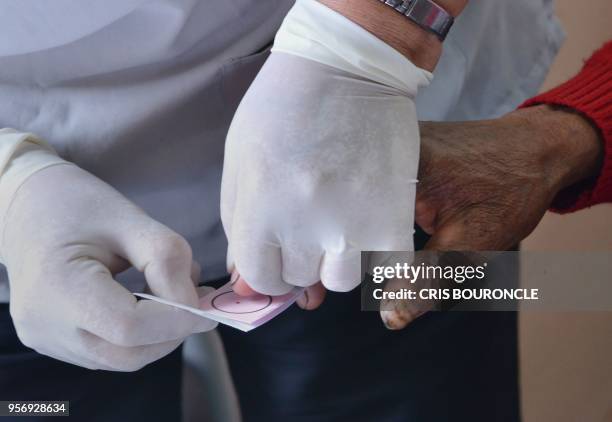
top-left (211, 291), bottom-right (273, 314)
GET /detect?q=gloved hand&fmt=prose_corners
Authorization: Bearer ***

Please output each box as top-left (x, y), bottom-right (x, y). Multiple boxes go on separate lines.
top-left (1, 159), bottom-right (217, 371)
top-left (221, 0), bottom-right (431, 295)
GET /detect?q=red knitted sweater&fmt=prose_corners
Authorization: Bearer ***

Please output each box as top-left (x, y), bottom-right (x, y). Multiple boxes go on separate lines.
top-left (521, 41), bottom-right (612, 213)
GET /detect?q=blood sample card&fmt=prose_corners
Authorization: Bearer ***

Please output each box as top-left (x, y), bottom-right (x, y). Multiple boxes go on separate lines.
top-left (134, 282), bottom-right (304, 332)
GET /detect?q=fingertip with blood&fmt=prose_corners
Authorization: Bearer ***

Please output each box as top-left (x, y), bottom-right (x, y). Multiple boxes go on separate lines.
top-left (231, 272), bottom-right (258, 297)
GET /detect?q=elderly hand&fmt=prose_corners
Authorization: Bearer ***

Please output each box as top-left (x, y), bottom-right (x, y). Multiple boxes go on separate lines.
top-left (381, 104), bottom-right (603, 329)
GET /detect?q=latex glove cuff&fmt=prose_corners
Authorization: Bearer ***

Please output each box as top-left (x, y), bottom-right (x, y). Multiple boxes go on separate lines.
top-left (273, 0), bottom-right (433, 96)
top-left (0, 129), bottom-right (69, 261)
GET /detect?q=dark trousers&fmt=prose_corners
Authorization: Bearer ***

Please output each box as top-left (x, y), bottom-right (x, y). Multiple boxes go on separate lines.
top-left (0, 231), bottom-right (520, 422)
top-left (216, 228), bottom-right (520, 422)
top-left (0, 304), bottom-right (183, 422)
top-left (219, 299), bottom-right (519, 422)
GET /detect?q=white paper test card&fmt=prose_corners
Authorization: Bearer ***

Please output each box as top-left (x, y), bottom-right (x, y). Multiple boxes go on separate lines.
top-left (134, 282), bottom-right (304, 332)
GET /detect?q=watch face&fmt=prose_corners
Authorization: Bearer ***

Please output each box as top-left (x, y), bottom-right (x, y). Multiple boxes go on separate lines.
top-left (211, 291), bottom-right (273, 314)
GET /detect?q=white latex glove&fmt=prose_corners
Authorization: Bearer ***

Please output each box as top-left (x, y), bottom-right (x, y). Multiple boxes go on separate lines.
top-left (1, 152), bottom-right (217, 371)
top-left (221, 0), bottom-right (432, 295)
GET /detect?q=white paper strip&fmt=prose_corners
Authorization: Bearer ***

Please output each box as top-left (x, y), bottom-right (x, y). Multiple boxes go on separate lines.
top-left (135, 282), bottom-right (304, 332)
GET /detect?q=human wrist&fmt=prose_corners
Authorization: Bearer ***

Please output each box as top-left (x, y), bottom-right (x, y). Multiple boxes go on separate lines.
top-left (317, 0), bottom-right (465, 71)
top-left (508, 105), bottom-right (603, 197)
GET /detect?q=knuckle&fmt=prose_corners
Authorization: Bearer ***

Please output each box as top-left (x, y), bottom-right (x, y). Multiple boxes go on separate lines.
top-left (151, 232), bottom-right (192, 264)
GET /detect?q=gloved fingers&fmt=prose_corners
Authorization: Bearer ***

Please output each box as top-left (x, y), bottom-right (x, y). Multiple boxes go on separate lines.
top-left (114, 219), bottom-right (199, 308)
top-left (232, 238), bottom-right (291, 296)
top-left (219, 130), bottom-right (240, 256)
top-left (222, 204), bottom-right (235, 274)
top-left (83, 298), bottom-right (217, 347)
top-left (320, 249), bottom-right (362, 292)
top-left (142, 237), bottom-right (198, 307)
top-left (190, 260), bottom-right (202, 285)
top-left (17, 322), bottom-right (116, 370)
top-left (96, 297), bottom-right (216, 347)
top-left (359, 216), bottom-right (415, 251)
top-left (105, 254), bottom-right (132, 276)
top-left (76, 329), bottom-right (183, 372)
top-left (76, 267), bottom-right (216, 347)
top-left (280, 245), bottom-right (323, 288)
top-left (36, 344), bottom-right (116, 371)
top-left (194, 286), bottom-right (218, 335)
top-left (195, 285), bottom-right (214, 299)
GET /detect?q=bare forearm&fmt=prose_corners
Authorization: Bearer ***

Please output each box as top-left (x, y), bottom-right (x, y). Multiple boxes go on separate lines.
top-left (317, 0), bottom-right (467, 70)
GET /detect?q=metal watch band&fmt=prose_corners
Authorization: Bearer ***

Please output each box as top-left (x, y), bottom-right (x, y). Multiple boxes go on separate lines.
top-left (376, 0), bottom-right (454, 41)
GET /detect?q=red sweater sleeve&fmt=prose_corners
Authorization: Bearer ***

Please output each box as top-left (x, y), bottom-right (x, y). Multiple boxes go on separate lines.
top-left (520, 41), bottom-right (612, 213)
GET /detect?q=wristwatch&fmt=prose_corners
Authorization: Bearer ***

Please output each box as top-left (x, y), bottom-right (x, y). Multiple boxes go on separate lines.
top-left (376, 0), bottom-right (454, 41)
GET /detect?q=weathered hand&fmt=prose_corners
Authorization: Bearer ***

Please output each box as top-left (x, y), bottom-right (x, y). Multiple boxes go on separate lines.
top-left (382, 105), bottom-right (603, 329)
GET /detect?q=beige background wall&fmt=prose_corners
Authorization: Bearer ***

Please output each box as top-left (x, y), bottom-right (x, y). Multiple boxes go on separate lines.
top-left (520, 1), bottom-right (612, 421)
